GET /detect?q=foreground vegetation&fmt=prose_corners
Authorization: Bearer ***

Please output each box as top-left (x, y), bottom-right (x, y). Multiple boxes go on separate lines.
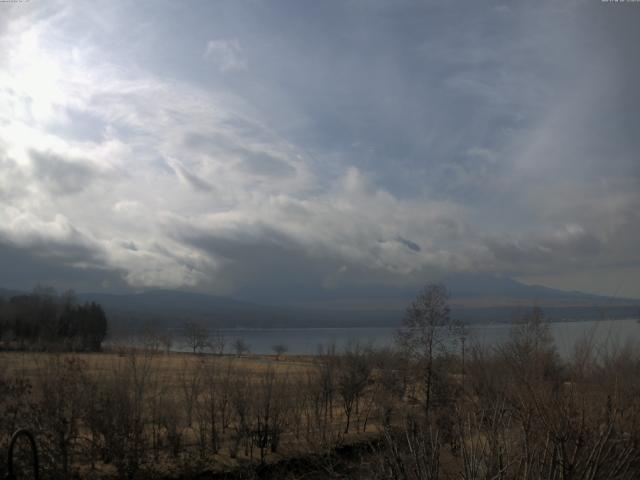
top-left (2, 285), bottom-right (640, 479)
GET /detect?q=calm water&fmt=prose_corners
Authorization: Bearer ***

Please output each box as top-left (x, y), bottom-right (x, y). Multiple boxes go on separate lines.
top-left (169, 318), bottom-right (640, 357)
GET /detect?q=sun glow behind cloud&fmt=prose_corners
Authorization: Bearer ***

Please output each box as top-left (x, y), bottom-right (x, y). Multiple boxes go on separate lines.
top-left (0, 5), bottom-right (454, 293)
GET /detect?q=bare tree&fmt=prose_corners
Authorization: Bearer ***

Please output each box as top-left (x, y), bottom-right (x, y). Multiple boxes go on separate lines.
top-left (33, 355), bottom-right (87, 477)
top-left (211, 327), bottom-right (226, 355)
top-left (229, 368), bottom-right (252, 458)
top-left (370, 347), bottom-right (407, 429)
top-left (179, 357), bottom-right (202, 427)
top-left (309, 343), bottom-right (338, 446)
top-left (182, 321), bottom-right (209, 354)
top-left (272, 343), bottom-right (288, 360)
top-left (396, 283), bottom-right (461, 419)
top-left (197, 358), bottom-right (223, 454)
top-left (89, 352), bottom-right (152, 479)
top-left (233, 338), bottom-right (250, 357)
top-left (500, 306), bottom-right (560, 384)
top-left (252, 367), bottom-right (285, 462)
top-left (158, 329), bottom-right (173, 355)
top-left (138, 323), bottom-right (161, 353)
top-left (337, 342), bottom-right (372, 433)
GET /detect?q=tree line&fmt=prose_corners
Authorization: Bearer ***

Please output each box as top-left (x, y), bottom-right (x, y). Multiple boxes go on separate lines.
top-left (0, 287), bottom-right (108, 351)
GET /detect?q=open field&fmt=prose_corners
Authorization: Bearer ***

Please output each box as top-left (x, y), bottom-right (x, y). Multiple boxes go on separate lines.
top-left (0, 348), bottom-right (390, 479)
top-left (0, 350), bottom-right (316, 380)
top-left (4, 313), bottom-right (640, 479)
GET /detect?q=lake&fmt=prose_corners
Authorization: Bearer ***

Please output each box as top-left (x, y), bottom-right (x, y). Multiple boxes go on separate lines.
top-left (167, 318), bottom-right (640, 357)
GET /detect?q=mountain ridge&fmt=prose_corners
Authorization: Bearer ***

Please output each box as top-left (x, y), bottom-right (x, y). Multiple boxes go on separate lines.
top-left (1, 277), bottom-right (638, 330)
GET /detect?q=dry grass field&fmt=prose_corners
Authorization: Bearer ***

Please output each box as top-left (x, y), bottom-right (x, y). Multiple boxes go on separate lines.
top-left (0, 348), bottom-right (387, 479)
top-left (4, 313), bottom-right (640, 479)
top-left (0, 350), bottom-right (315, 382)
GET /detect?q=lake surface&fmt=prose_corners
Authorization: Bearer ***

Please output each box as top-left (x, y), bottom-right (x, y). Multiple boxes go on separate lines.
top-left (167, 318), bottom-right (640, 357)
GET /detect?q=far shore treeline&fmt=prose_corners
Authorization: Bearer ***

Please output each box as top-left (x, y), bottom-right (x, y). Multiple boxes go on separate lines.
top-left (0, 286), bottom-right (108, 352)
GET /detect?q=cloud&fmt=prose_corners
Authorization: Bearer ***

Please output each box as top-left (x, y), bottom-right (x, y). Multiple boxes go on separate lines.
top-left (0, 239), bottom-right (126, 293)
top-left (0, 209), bottom-right (105, 269)
top-left (166, 157), bottom-right (214, 193)
top-left (203, 39), bottom-right (247, 72)
top-left (238, 152), bottom-right (296, 178)
top-left (29, 149), bottom-right (98, 195)
top-left (396, 236), bottom-right (421, 253)
top-left (0, 1), bottom-right (638, 300)
top-left (481, 224), bottom-right (604, 275)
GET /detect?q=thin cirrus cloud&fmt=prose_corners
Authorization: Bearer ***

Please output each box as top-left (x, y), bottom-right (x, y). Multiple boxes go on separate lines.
top-left (0, 1), bottom-right (638, 300)
top-left (203, 39), bottom-right (248, 73)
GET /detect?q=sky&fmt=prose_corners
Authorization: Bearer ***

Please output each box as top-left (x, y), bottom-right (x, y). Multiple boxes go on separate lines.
top-left (0, 0), bottom-right (639, 303)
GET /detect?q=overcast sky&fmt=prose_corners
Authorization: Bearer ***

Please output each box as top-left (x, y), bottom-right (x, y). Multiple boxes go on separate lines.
top-left (1, 0), bottom-right (639, 302)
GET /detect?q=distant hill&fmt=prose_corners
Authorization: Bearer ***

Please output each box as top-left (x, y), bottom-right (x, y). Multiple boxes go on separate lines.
top-left (76, 290), bottom-right (398, 331)
top-left (77, 290), bottom-right (257, 316)
top-left (0, 287), bottom-right (24, 299)
top-left (2, 276), bottom-right (638, 331)
top-left (444, 274), bottom-right (635, 308)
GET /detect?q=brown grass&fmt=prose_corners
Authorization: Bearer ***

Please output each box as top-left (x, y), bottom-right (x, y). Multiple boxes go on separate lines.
top-left (0, 349), bottom-right (384, 478)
